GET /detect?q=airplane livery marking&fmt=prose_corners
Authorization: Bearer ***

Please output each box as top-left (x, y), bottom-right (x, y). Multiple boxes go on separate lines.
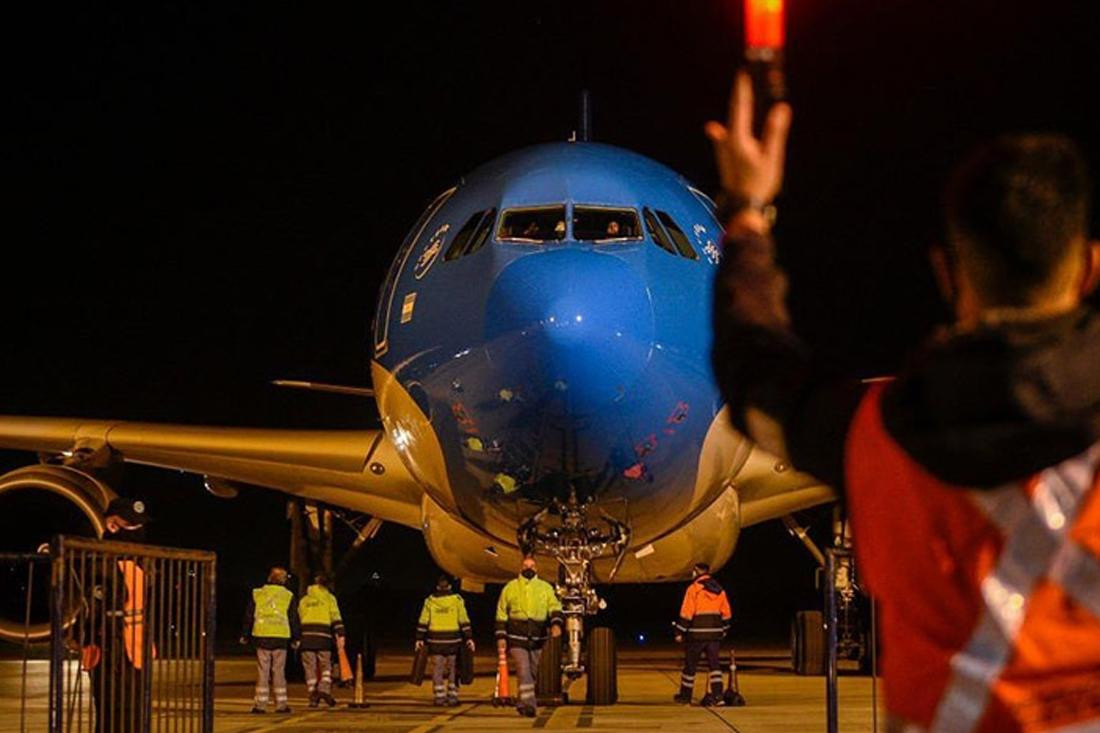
top-left (400, 293), bottom-right (417, 324)
top-left (414, 223), bottom-right (450, 280)
top-left (694, 223), bottom-right (721, 265)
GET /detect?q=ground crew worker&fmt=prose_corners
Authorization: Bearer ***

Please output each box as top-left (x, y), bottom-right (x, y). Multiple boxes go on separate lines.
top-left (240, 566), bottom-right (300, 714)
top-left (708, 71), bottom-right (1100, 731)
top-left (672, 562), bottom-right (731, 706)
top-left (495, 555), bottom-right (564, 717)
top-left (415, 575), bottom-right (474, 706)
top-left (298, 573), bottom-right (345, 708)
top-left (83, 497), bottom-right (152, 733)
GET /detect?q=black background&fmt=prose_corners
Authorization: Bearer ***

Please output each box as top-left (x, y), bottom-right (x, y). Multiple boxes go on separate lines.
top-left (2, 1), bottom-right (1099, 648)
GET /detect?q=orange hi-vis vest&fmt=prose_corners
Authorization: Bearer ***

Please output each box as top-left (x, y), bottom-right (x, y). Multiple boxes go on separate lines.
top-left (118, 560), bottom-right (147, 670)
top-left (846, 383), bottom-right (1100, 732)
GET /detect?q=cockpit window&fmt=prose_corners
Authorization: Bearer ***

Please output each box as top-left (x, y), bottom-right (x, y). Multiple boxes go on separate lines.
top-left (466, 208), bottom-right (496, 256)
top-left (444, 210), bottom-right (490, 262)
top-left (643, 207), bottom-right (678, 256)
top-left (573, 206), bottom-right (642, 242)
top-left (656, 210), bottom-right (698, 260)
top-left (498, 206), bottom-right (567, 242)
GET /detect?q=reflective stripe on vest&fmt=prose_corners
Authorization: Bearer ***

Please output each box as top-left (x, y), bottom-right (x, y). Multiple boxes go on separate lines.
top-left (932, 445), bottom-right (1100, 733)
top-left (252, 585), bottom-right (293, 638)
top-left (118, 560), bottom-right (146, 669)
top-left (846, 383), bottom-right (1100, 733)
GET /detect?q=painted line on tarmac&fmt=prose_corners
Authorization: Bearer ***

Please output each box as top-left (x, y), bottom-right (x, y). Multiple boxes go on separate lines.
top-left (409, 701), bottom-right (479, 733)
top-left (702, 706), bottom-right (742, 733)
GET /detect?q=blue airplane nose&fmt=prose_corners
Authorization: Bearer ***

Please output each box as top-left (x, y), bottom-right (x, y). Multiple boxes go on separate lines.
top-left (485, 249), bottom-right (654, 415)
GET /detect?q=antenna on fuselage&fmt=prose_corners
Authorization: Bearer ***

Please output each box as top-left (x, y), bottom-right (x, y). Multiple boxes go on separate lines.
top-left (579, 89), bottom-right (592, 142)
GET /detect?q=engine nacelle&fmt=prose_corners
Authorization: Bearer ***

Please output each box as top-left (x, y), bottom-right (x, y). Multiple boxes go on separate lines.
top-left (0, 465), bottom-right (115, 642)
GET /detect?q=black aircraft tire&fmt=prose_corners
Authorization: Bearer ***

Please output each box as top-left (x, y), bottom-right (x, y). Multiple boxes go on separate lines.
top-left (536, 636), bottom-right (562, 699)
top-left (791, 611), bottom-right (826, 676)
top-left (585, 627), bottom-right (617, 705)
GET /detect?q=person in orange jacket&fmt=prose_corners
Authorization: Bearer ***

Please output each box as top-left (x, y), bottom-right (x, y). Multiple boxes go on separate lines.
top-left (672, 562), bottom-right (732, 706)
top-left (81, 497), bottom-right (152, 733)
top-left (708, 70), bottom-right (1100, 731)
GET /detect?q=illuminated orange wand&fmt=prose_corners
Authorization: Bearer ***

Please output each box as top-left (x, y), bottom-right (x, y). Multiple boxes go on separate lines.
top-left (744, 0), bottom-right (787, 132)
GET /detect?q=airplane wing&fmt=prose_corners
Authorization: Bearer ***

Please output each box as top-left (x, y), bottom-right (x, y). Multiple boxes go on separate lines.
top-left (0, 415), bottom-right (424, 528)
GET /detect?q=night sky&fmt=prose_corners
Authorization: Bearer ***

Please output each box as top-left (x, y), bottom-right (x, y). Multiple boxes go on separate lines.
top-left (3, 1), bottom-right (1100, 648)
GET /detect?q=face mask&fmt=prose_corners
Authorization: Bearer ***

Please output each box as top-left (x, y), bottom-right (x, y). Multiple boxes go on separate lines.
top-left (521, 568), bottom-right (537, 579)
top-left (118, 525), bottom-right (147, 544)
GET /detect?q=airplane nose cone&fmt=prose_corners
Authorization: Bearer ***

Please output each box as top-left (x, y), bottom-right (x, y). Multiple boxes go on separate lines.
top-left (485, 249), bottom-right (654, 415)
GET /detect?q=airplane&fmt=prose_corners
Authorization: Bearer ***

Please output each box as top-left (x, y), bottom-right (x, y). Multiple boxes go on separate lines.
top-left (0, 139), bottom-right (834, 699)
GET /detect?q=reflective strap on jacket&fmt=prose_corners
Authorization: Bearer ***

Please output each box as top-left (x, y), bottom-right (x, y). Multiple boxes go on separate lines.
top-left (931, 445), bottom-right (1100, 733)
top-left (846, 383), bottom-right (1100, 733)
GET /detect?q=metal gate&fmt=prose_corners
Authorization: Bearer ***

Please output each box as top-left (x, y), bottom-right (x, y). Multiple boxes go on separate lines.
top-left (48, 535), bottom-right (216, 733)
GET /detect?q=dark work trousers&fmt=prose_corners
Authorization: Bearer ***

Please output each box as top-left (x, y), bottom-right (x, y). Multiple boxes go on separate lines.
top-left (90, 644), bottom-right (146, 733)
top-left (679, 640), bottom-right (723, 698)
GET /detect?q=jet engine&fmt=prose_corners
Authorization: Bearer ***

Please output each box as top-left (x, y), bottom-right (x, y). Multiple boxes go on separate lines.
top-left (0, 464), bottom-right (114, 642)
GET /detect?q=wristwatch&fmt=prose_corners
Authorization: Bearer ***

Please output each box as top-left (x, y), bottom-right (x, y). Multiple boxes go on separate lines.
top-left (714, 192), bottom-right (777, 228)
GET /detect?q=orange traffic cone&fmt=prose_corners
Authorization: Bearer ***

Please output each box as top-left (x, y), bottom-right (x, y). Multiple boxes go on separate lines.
top-left (492, 647), bottom-right (513, 707)
top-left (348, 653), bottom-right (370, 709)
top-left (338, 645), bottom-right (354, 687)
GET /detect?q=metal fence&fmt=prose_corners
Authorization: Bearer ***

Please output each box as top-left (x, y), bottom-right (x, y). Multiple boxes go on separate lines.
top-left (48, 535), bottom-right (216, 733)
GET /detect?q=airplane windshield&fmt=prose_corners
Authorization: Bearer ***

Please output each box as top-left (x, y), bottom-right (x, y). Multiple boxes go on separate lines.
top-left (498, 206), bottom-right (567, 242)
top-left (573, 206), bottom-right (641, 242)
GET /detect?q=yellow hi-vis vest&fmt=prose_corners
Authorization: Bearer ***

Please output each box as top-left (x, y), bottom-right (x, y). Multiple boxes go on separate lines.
top-left (252, 584), bottom-right (293, 639)
top-left (419, 593), bottom-right (471, 633)
top-left (495, 575), bottom-right (563, 647)
top-left (299, 585), bottom-right (342, 626)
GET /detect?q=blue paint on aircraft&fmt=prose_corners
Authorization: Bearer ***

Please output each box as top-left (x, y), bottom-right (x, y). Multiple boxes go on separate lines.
top-left (373, 142), bottom-right (725, 534)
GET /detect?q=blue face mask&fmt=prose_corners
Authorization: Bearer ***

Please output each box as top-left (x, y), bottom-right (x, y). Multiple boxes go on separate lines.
top-left (521, 568), bottom-right (537, 579)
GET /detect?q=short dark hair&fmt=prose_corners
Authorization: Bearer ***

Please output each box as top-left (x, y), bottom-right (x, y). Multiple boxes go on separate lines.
top-left (944, 134), bottom-right (1091, 306)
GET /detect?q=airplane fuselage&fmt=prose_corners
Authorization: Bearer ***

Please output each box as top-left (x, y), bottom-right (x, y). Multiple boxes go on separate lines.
top-left (371, 143), bottom-right (743, 578)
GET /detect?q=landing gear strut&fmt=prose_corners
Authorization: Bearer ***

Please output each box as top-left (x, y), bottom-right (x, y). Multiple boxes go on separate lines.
top-left (518, 488), bottom-right (628, 704)
top-left (786, 509), bottom-right (869, 676)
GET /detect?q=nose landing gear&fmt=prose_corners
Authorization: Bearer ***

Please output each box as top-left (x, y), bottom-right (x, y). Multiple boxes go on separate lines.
top-left (518, 489), bottom-right (629, 705)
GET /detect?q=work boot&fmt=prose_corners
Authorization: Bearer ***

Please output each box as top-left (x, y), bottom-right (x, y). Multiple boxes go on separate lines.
top-left (700, 693), bottom-right (724, 707)
top-left (446, 696), bottom-right (461, 707)
top-left (434, 698), bottom-right (447, 706)
top-left (308, 691), bottom-right (320, 708)
top-left (250, 706), bottom-right (266, 714)
top-left (673, 691), bottom-right (692, 704)
top-left (274, 705), bottom-right (292, 714)
top-left (321, 693), bottom-right (337, 708)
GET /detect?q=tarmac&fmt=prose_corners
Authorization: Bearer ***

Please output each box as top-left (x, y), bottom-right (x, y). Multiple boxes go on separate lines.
top-left (1, 646), bottom-right (883, 732)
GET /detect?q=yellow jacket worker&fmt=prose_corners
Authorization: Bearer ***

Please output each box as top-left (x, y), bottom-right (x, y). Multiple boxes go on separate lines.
top-left (494, 556), bottom-right (563, 718)
top-left (298, 574), bottom-right (345, 708)
top-left (415, 575), bottom-right (474, 706)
